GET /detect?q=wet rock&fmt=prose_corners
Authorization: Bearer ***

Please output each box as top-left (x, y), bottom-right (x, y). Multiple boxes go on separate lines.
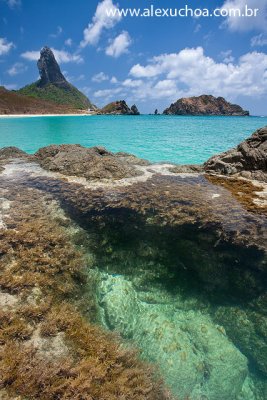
top-left (34, 144), bottom-right (143, 180)
top-left (204, 126), bottom-right (267, 182)
top-left (215, 306), bottom-right (267, 377)
top-left (98, 274), bottom-right (248, 400)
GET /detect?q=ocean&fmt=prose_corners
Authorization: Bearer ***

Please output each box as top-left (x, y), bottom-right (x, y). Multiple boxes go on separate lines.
top-left (0, 114), bottom-right (266, 164)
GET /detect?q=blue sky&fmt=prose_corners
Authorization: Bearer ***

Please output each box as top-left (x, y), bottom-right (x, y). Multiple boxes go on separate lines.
top-left (0, 0), bottom-right (267, 114)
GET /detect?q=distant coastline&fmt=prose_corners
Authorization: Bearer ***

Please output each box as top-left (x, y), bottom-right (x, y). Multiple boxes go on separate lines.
top-left (0, 113), bottom-right (93, 119)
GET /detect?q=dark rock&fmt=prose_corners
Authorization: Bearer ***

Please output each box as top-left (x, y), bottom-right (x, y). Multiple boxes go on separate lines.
top-left (37, 47), bottom-right (67, 88)
top-left (34, 144), bottom-right (143, 180)
top-left (204, 126), bottom-right (267, 182)
top-left (100, 100), bottom-right (140, 115)
top-left (163, 95), bottom-right (249, 116)
top-left (130, 104), bottom-right (140, 115)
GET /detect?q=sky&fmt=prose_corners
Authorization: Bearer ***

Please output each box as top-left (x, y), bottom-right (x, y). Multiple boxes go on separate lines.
top-left (0, 0), bottom-right (267, 114)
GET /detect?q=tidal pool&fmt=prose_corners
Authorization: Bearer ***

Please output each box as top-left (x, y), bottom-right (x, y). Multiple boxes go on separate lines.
top-left (3, 163), bottom-right (267, 400)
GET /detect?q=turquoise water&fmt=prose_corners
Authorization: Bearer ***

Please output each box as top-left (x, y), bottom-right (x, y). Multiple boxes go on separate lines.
top-left (0, 115), bottom-right (266, 164)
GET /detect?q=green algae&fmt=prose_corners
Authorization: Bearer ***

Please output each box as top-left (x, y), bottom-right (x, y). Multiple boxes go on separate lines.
top-left (1, 161), bottom-right (267, 400)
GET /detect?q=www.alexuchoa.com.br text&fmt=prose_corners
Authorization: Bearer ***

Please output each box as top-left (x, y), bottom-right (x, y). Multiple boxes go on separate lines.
top-left (106, 5), bottom-right (259, 18)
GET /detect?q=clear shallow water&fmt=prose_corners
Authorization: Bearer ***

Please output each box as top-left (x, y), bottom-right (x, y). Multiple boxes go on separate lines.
top-left (0, 115), bottom-right (266, 164)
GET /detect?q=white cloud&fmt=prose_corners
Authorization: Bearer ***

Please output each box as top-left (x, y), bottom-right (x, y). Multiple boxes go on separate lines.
top-left (194, 24), bottom-right (201, 33)
top-left (63, 72), bottom-right (85, 83)
top-left (93, 87), bottom-right (123, 99)
top-left (92, 72), bottom-right (109, 82)
top-left (7, 62), bottom-right (27, 76)
top-left (21, 48), bottom-right (83, 64)
top-left (221, 0), bottom-right (267, 32)
top-left (20, 50), bottom-right (39, 61)
top-left (50, 26), bottom-right (63, 38)
top-left (110, 76), bottom-right (118, 83)
top-left (90, 47), bottom-right (267, 105)
top-left (251, 33), bottom-right (267, 47)
top-left (5, 0), bottom-right (21, 8)
top-left (65, 38), bottom-right (73, 47)
top-left (129, 47), bottom-right (267, 99)
top-left (105, 31), bottom-right (131, 58)
top-left (220, 50), bottom-right (235, 63)
top-left (80, 0), bottom-right (121, 47)
top-left (0, 37), bottom-right (14, 56)
top-left (122, 79), bottom-right (143, 88)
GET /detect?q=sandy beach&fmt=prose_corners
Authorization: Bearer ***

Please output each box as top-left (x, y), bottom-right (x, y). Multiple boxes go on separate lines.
top-left (0, 113), bottom-right (93, 118)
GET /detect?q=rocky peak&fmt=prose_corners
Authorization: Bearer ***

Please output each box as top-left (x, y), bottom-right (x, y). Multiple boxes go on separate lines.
top-left (130, 104), bottom-right (140, 115)
top-left (37, 46), bottom-right (67, 87)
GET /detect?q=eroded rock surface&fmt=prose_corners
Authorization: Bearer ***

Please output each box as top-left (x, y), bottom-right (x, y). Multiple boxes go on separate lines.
top-left (204, 126), bottom-right (267, 182)
top-left (1, 136), bottom-right (267, 399)
top-left (37, 47), bottom-right (67, 88)
top-left (34, 144), bottom-right (145, 180)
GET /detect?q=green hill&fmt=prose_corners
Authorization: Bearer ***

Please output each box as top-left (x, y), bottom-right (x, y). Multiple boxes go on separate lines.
top-left (18, 81), bottom-right (93, 110)
top-left (17, 47), bottom-right (96, 111)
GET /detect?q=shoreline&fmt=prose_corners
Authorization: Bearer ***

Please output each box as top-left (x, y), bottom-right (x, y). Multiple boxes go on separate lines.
top-left (0, 114), bottom-right (266, 119)
top-left (0, 113), bottom-right (93, 119)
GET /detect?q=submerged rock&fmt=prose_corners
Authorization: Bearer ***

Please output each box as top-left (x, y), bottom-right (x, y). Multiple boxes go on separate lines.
top-left (204, 126), bottom-right (267, 182)
top-left (215, 306), bottom-right (267, 377)
top-left (1, 128), bottom-right (267, 399)
top-left (34, 144), bottom-right (144, 180)
top-left (98, 274), bottom-right (248, 400)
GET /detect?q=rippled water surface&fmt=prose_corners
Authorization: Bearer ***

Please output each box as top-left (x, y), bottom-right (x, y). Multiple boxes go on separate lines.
top-left (0, 115), bottom-right (267, 163)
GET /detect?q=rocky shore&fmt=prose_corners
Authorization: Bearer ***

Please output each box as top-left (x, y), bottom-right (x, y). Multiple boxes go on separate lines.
top-left (0, 126), bottom-right (266, 400)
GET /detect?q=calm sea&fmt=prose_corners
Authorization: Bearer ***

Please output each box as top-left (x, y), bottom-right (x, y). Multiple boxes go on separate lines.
top-left (0, 115), bottom-right (266, 164)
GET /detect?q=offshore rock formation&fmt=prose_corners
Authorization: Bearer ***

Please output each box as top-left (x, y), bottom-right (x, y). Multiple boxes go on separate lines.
top-left (18, 47), bottom-right (95, 110)
top-left (100, 100), bottom-right (140, 115)
top-left (130, 104), bottom-right (140, 115)
top-left (163, 95), bottom-right (249, 116)
top-left (204, 126), bottom-right (267, 182)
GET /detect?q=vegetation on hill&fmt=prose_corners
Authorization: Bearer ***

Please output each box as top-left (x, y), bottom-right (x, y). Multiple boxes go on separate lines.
top-left (18, 81), bottom-right (93, 110)
top-left (0, 86), bottom-right (81, 115)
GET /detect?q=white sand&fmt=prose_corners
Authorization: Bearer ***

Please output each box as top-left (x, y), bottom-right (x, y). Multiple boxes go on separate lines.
top-left (0, 113), bottom-right (93, 118)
